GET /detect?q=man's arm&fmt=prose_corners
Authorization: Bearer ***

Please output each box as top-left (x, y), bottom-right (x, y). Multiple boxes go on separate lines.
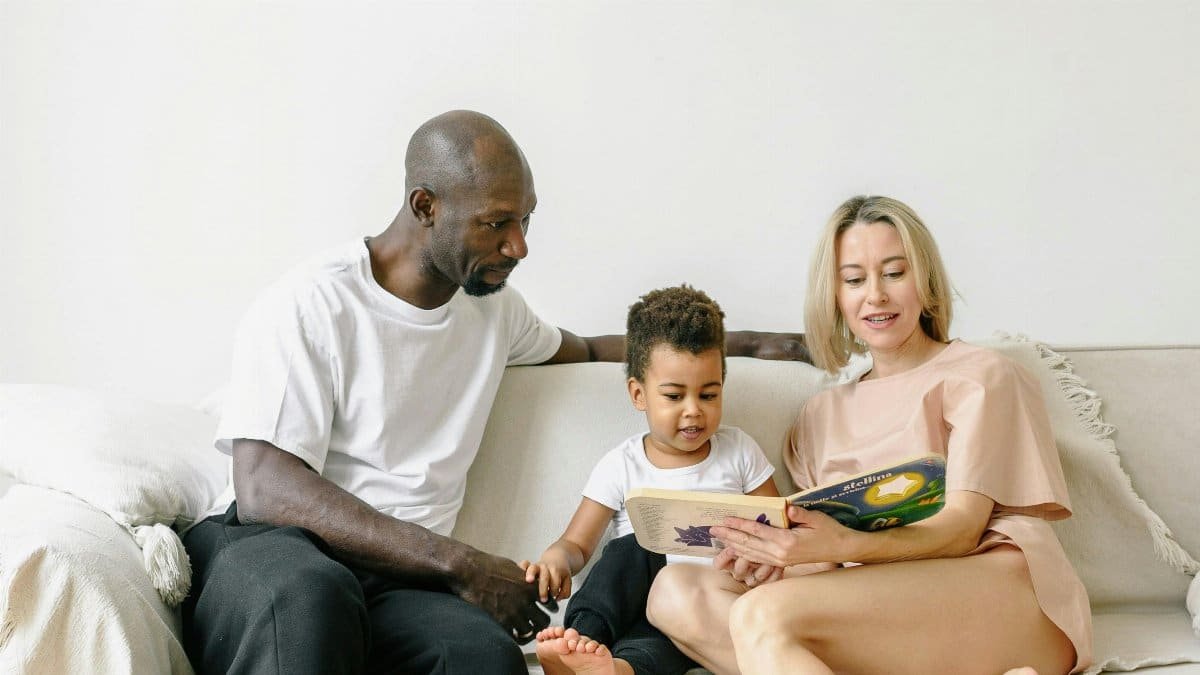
top-left (232, 439), bottom-right (551, 641)
top-left (542, 329), bottom-right (810, 364)
top-left (541, 330), bottom-right (624, 363)
top-left (725, 330), bottom-right (810, 362)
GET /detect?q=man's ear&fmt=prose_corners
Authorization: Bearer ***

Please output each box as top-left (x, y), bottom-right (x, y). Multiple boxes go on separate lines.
top-left (408, 186), bottom-right (435, 226)
top-left (627, 377), bottom-right (648, 411)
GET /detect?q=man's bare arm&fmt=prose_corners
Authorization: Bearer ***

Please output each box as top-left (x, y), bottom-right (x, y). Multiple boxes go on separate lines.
top-left (542, 329), bottom-right (809, 364)
top-left (725, 330), bottom-right (810, 362)
top-left (542, 330), bottom-right (624, 364)
top-left (232, 438), bottom-right (551, 641)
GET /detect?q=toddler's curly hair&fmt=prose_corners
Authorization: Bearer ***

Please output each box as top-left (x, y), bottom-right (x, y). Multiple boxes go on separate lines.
top-left (625, 284), bottom-right (726, 381)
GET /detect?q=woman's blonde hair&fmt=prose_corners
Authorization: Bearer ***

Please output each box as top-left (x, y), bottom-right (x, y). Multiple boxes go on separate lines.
top-left (803, 195), bottom-right (954, 373)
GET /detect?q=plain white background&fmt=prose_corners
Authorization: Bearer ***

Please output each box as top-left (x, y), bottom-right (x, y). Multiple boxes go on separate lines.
top-left (2, 1), bottom-right (1198, 405)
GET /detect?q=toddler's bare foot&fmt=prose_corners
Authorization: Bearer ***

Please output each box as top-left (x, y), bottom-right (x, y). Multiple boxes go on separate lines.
top-left (1003, 668), bottom-right (1039, 675)
top-left (536, 628), bottom-right (624, 675)
top-left (536, 625), bottom-right (567, 643)
top-left (535, 627), bottom-right (579, 675)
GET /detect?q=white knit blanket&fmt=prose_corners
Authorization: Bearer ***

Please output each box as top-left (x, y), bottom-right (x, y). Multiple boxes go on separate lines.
top-left (0, 483), bottom-right (192, 674)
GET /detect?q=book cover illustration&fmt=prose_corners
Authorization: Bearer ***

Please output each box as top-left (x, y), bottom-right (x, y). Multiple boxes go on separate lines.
top-left (791, 454), bottom-right (946, 532)
top-left (625, 454), bottom-right (946, 557)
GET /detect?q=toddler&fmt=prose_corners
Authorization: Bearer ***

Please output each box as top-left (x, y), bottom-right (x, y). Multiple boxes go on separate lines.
top-left (522, 285), bottom-right (781, 675)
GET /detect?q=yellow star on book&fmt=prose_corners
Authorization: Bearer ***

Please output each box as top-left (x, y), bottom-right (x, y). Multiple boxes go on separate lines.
top-left (874, 474), bottom-right (918, 499)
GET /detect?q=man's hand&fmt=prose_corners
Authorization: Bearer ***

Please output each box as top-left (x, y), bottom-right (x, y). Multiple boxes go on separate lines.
top-left (448, 548), bottom-right (553, 644)
top-left (727, 331), bottom-right (811, 362)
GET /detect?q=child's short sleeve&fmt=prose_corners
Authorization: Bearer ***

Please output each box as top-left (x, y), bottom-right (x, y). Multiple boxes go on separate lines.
top-left (580, 445), bottom-right (628, 513)
top-left (732, 428), bottom-right (776, 493)
top-left (943, 357), bottom-right (1071, 520)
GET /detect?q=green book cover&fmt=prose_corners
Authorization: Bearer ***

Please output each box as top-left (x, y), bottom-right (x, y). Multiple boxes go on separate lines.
top-left (790, 454), bottom-right (946, 531)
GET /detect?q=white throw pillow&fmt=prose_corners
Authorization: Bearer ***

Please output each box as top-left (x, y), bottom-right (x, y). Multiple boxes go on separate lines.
top-left (0, 384), bottom-right (229, 605)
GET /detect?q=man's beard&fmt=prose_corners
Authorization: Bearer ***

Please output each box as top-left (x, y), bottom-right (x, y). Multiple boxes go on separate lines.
top-left (419, 249), bottom-right (510, 297)
top-left (461, 269), bottom-right (507, 297)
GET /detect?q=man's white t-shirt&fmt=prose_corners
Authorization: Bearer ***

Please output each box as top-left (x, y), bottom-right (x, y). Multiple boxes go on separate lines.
top-left (582, 426), bottom-right (776, 540)
top-left (212, 238), bottom-right (562, 535)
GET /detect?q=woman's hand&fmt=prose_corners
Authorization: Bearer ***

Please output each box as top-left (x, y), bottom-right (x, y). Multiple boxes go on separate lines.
top-left (711, 505), bottom-right (850, 567)
top-left (715, 491), bottom-right (997, 568)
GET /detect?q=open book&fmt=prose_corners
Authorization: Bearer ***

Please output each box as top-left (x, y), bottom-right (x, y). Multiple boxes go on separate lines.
top-left (626, 454), bottom-right (946, 557)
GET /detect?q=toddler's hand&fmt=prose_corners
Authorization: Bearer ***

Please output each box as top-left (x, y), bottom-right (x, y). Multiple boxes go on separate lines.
top-left (519, 556), bottom-right (573, 604)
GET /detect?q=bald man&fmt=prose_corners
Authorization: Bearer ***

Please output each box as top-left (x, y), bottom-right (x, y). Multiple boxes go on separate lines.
top-left (181, 111), bottom-right (808, 675)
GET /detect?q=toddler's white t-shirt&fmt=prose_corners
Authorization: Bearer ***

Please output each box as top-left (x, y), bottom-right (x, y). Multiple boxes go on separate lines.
top-left (212, 238), bottom-right (561, 535)
top-left (582, 426), bottom-right (776, 540)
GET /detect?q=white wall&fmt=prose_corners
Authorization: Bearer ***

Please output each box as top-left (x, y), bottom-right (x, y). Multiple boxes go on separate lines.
top-left (3, 1), bottom-right (1198, 405)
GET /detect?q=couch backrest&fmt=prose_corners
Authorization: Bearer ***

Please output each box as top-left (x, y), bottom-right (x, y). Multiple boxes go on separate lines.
top-left (1056, 346), bottom-right (1200, 574)
top-left (454, 343), bottom-right (1200, 608)
top-left (453, 358), bottom-right (832, 568)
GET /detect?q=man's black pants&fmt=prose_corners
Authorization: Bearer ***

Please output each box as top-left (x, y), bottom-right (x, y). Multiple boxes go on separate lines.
top-left (180, 504), bottom-right (526, 675)
top-left (563, 533), bottom-right (696, 675)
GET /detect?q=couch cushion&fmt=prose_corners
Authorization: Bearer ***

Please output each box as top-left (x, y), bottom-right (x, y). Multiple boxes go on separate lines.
top-left (976, 338), bottom-right (1198, 609)
top-left (1089, 610), bottom-right (1200, 674)
top-left (1057, 347), bottom-right (1200, 565)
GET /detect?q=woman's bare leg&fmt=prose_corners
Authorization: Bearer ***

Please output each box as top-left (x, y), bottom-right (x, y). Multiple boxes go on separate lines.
top-left (729, 547), bottom-right (1075, 675)
top-left (646, 564), bottom-right (749, 675)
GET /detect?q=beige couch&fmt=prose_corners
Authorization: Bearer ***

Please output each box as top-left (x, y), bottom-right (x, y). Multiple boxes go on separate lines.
top-left (2, 337), bottom-right (1199, 674)
top-left (455, 338), bottom-right (1200, 674)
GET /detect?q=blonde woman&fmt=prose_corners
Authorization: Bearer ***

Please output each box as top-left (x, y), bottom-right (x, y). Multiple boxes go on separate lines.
top-left (646, 196), bottom-right (1092, 675)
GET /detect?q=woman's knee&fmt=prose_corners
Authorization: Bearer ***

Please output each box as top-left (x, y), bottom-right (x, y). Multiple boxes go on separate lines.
top-left (729, 582), bottom-right (824, 652)
top-left (645, 566), bottom-right (693, 628)
top-left (646, 566), bottom-right (721, 641)
top-left (728, 587), bottom-right (775, 650)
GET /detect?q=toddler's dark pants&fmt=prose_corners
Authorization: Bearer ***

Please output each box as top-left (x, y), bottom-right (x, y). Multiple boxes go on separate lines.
top-left (564, 533), bottom-right (698, 675)
top-left (180, 503), bottom-right (526, 675)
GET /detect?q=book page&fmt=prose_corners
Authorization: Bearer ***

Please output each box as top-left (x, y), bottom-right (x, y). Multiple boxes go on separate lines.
top-left (627, 494), bottom-right (788, 556)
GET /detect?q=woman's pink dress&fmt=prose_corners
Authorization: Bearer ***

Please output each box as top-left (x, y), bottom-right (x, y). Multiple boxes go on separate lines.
top-left (785, 339), bottom-right (1093, 672)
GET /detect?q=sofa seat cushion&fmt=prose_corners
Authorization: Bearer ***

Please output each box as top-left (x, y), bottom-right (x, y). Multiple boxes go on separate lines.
top-left (1090, 610), bottom-right (1200, 674)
